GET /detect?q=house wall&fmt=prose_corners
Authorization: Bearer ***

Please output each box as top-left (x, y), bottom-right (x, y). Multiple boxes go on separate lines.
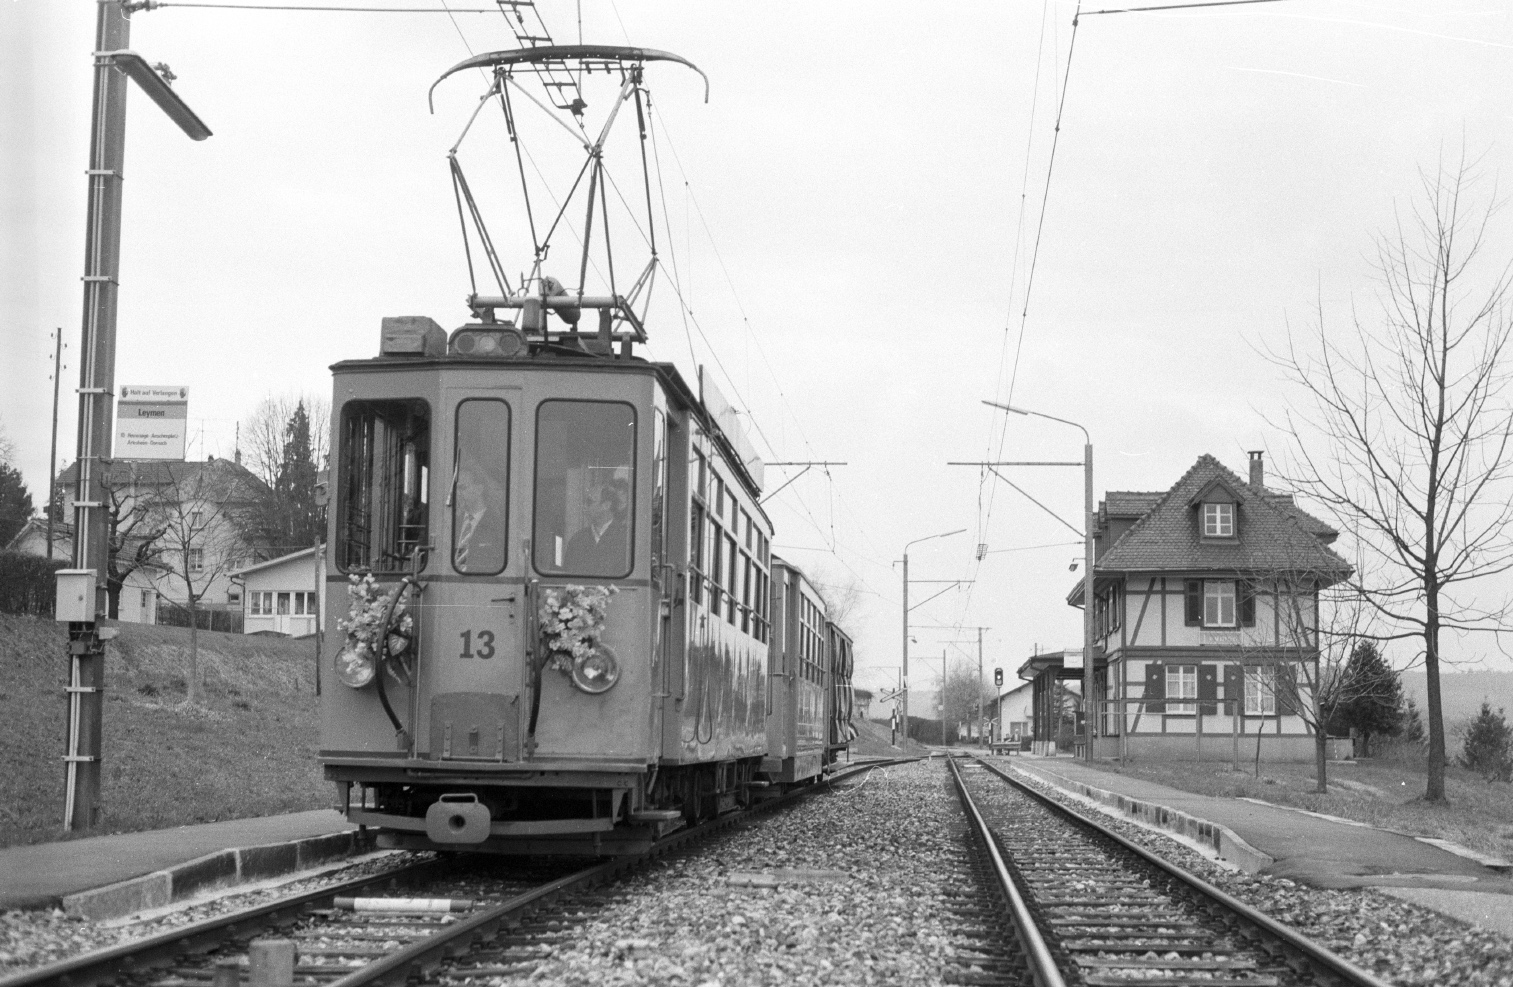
top-left (1114, 576), bottom-right (1317, 651)
top-left (1109, 656), bottom-right (1314, 738)
top-left (241, 556), bottom-right (323, 637)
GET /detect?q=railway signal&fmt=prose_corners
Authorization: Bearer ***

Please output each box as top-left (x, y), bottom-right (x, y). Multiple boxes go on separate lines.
top-left (995, 667), bottom-right (1003, 687)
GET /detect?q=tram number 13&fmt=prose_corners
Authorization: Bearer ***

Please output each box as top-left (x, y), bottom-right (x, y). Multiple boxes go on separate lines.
top-left (458, 629), bottom-right (496, 660)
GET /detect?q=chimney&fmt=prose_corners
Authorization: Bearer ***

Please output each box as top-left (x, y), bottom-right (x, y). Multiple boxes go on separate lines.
top-left (1248, 450), bottom-right (1264, 489)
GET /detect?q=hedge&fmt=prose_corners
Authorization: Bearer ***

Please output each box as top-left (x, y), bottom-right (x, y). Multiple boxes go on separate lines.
top-left (0, 552), bottom-right (69, 617)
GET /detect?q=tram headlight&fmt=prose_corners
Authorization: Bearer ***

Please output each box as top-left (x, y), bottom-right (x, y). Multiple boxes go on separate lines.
top-left (334, 643), bottom-right (376, 689)
top-left (570, 644), bottom-right (621, 694)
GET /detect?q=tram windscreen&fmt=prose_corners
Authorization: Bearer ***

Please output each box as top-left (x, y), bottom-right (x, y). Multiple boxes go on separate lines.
top-left (533, 401), bottom-right (636, 578)
top-left (338, 399), bottom-right (430, 573)
top-left (452, 399), bottom-right (510, 575)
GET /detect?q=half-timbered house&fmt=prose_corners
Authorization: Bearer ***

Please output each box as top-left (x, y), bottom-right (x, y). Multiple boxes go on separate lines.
top-left (1071, 452), bottom-right (1352, 761)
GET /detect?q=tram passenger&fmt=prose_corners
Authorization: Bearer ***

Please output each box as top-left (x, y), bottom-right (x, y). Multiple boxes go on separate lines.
top-left (563, 478), bottom-right (629, 575)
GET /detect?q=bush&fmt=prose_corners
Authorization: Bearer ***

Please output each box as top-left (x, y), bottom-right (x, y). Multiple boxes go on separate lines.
top-left (0, 552), bottom-right (68, 617)
top-left (156, 600), bottom-right (244, 634)
top-left (1459, 700), bottom-right (1513, 782)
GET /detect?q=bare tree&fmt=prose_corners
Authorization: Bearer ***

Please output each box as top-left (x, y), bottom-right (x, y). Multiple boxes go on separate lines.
top-left (99, 468), bottom-right (169, 620)
top-left (240, 392), bottom-right (330, 489)
top-left (1271, 158), bottom-right (1513, 801)
top-left (151, 462), bottom-right (260, 704)
top-left (1254, 561), bottom-right (1385, 792)
top-left (240, 394), bottom-right (330, 558)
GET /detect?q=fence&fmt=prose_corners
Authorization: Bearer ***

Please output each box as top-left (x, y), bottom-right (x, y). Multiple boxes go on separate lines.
top-left (156, 599), bottom-right (245, 634)
top-left (0, 552), bottom-right (69, 617)
top-left (1093, 698), bottom-right (1243, 770)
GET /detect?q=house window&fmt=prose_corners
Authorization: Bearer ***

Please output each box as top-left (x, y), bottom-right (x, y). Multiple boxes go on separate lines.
top-left (277, 592), bottom-right (291, 615)
top-left (1203, 502), bottom-right (1234, 537)
top-left (1245, 666), bottom-right (1276, 715)
top-left (141, 589), bottom-right (152, 610)
top-left (1203, 580), bottom-right (1236, 627)
top-left (188, 547), bottom-right (204, 572)
top-left (1169, 664), bottom-right (1197, 714)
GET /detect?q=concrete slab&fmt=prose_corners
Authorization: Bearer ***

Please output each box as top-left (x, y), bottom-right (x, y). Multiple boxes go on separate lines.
top-left (1007, 757), bottom-right (1513, 895)
top-left (0, 810), bottom-right (358, 912)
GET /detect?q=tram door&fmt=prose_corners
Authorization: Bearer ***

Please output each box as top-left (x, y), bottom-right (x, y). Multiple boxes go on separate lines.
top-left (425, 385), bottom-right (525, 762)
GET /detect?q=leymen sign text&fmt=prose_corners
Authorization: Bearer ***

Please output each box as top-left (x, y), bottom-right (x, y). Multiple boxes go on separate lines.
top-left (115, 385), bottom-right (188, 460)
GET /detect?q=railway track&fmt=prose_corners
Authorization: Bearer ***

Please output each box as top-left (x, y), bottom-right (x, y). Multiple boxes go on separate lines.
top-left (1, 759), bottom-right (913, 987)
top-left (948, 755), bottom-right (1395, 987)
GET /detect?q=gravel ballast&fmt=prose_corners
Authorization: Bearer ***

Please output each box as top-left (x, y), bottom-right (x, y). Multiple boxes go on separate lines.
top-left (999, 760), bottom-right (1513, 987)
top-left (4, 757), bottom-right (1510, 986)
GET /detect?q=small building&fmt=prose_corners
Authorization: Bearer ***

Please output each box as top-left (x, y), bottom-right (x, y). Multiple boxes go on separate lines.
top-left (1066, 452), bottom-right (1353, 762)
top-left (994, 678), bottom-right (1034, 744)
top-left (231, 546), bottom-right (323, 637)
top-left (1018, 652), bottom-right (1084, 754)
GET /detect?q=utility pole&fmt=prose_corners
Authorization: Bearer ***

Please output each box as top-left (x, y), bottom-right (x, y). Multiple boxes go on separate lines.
top-left (918, 624), bottom-right (991, 746)
top-left (46, 329), bottom-right (64, 560)
top-left (61, 0), bottom-right (210, 830)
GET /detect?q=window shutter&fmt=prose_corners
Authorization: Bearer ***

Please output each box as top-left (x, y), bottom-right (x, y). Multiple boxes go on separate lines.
top-left (1144, 662), bottom-right (1165, 714)
top-left (1198, 664), bottom-right (1218, 715)
top-left (1184, 580), bottom-right (1202, 626)
top-left (1240, 581), bottom-right (1256, 627)
top-left (1277, 662), bottom-right (1302, 716)
top-left (1223, 664), bottom-right (1244, 716)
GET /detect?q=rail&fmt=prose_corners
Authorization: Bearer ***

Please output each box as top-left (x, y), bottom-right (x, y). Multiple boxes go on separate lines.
top-left (946, 756), bottom-right (1067, 987)
top-left (970, 755), bottom-right (1395, 987)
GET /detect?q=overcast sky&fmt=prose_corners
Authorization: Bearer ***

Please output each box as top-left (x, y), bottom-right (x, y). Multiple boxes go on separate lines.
top-left (5, 0), bottom-right (1513, 694)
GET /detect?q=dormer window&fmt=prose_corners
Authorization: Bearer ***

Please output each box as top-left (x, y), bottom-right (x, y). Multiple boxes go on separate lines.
top-left (1203, 502), bottom-right (1234, 538)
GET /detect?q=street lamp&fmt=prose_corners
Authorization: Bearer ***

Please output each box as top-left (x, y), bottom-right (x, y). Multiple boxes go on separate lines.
top-left (983, 400), bottom-right (1095, 762)
top-left (901, 528), bottom-right (965, 738)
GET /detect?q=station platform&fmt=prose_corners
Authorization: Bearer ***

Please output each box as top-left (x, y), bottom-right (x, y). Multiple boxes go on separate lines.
top-left (0, 810), bottom-right (366, 919)
top-left (1001, 755), bottom-right (1513, 937)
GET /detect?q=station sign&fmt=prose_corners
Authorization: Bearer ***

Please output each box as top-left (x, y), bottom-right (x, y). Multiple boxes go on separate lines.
top-left (1063, 648), bottom-right (1084, 670)
top-left (115, 385), bottom-right (188, 460)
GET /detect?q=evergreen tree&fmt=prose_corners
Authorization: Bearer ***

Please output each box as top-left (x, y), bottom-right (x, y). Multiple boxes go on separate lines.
top-left (0, 463), bottom-right (33, 547)
top-left (272, 401), bottom-right (321, 550)
top-left (1331, 641), bottom-right (1403, 755)
top-left (1459, 701), bottom-right (1513, 781)
top-left (1401, 695), bottom-right (1426, 745)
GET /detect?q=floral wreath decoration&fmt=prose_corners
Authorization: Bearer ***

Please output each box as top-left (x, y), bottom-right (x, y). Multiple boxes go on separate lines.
top-left (539, 585), bottom-right (620, 694)
top-left (335, 573), bottom-right (416, 689)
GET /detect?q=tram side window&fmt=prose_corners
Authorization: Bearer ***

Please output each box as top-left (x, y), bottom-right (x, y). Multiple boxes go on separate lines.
top-left (710, 515), bottom-right (724, 606)
top-left (688, 502), bottom-right (705, 606)
top-left (726, 533), bottom-right (739, 624)
top-left (452, 400), bottom-right (510, 575)
top-left (534, 401), bottom-right (637, 578)
top-left (338, 400), bottom-right (430, 573)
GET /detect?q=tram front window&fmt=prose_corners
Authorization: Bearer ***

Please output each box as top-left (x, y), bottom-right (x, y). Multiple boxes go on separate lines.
top-left (533, 401), bottom-right (636, 578)
top-left (338, 399), bottom-right (430, 573)
top-left (452, 399), bottom-right (510, 575)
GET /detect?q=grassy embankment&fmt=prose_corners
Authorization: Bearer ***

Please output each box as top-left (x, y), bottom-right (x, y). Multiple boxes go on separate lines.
top-left (0, 614), bottom-right (330, 849)
top-left (1083, 749), bottom-right (1513, 861)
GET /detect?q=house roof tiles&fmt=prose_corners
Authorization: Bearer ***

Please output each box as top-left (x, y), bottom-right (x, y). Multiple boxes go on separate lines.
top-left (1093, 454), bottom-right (1350, 580)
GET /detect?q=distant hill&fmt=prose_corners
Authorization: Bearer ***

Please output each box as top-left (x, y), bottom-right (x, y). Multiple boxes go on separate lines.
top-left (1398, 669), bottom-right (1513, 730)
